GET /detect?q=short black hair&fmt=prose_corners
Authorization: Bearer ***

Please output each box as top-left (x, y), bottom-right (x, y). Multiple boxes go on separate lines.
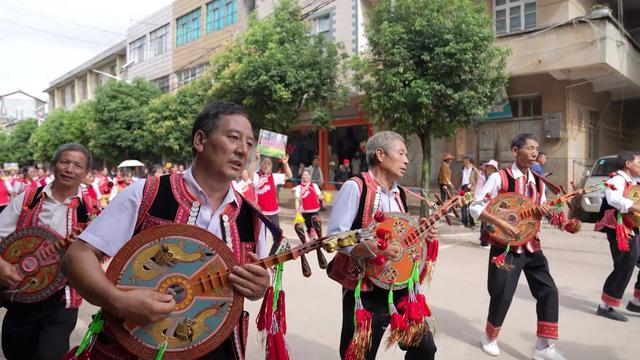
top-left (52, 143), bottom-right (92, 170)
top-left (191, 101), bottom-right (249, 156)
top-left (511, 133), bottom-right (539, 151)
top-left (615, 151), bottom-right (640, 170)
top-left (538, 152), bottom-right (546, 157)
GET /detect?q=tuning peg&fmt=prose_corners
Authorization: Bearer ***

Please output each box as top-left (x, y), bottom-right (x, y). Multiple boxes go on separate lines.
top-left (293, 223), bottom-right (312, 277)
top-left (310, 215), bottom-right (328, 269)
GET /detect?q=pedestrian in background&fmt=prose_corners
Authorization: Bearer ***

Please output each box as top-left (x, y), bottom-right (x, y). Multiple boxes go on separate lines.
top-left (438, 153), bottom-right (455, 202)
top-left (460, 154), bottom-right (480, 228)
top-left (476, 160), bottom-right (499, 248)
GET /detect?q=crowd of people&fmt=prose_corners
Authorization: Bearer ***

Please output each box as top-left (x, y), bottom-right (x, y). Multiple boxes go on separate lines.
top-left (0, 100), bottom-right (637, 360)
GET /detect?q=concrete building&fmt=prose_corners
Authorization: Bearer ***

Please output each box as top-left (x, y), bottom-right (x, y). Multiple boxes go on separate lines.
top-left (121, 0), bottom-right (255, 92)
top-left (433, 0), bottom-right (640, 190)
top-left (44, 40), bottom-right (127, 110)
top-left (0, 90), bottom-right (47, 131)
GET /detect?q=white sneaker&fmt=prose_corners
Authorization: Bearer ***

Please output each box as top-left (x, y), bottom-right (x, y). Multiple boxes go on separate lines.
top-left (480, 333), bottom-right (500, 356)
top-left (532, 344), bottom-right (567, 360)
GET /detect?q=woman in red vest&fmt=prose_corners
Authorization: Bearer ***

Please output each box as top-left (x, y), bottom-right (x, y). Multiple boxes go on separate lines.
top-left (294, 169), bottom-right (324, 236)
top-left (253, 154), bottom-right (292, 228)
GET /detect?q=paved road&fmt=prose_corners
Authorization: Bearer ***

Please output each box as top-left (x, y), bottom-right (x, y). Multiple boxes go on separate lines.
top-left (1, 192), bottom-right (639, 359)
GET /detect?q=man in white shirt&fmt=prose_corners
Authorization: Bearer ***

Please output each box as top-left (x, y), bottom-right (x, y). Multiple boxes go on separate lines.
top-left (327, 131), bottom-right (437, 360)
top-left (460, 154), bottom-right (479, 227)
top-left (62, 101), bottom-right (271, 360)
top-left (470, 133), bottom-right (565, 360)
top-left (593, 151), bottom-right (640, 321)
top-left (0, 143), bottom-right (98, 360)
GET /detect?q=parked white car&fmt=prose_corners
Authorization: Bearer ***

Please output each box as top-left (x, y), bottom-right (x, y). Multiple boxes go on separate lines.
top-left (573, 155), bottom-right (640, 222)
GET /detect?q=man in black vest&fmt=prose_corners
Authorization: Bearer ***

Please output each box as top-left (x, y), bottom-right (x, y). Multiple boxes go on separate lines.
top-left (0, 143), bottom-right (98, 360)
top-left (470, 133), bottom-right (565, 360)
top-left (62, 102), bottom-right (271, 360)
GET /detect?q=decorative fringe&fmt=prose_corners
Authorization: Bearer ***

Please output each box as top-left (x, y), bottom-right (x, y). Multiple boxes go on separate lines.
top-left (345, 279), bottom-right (372, 360)
top-left (616, 213), bottom-right (630, 252)
top-left (491, 243), bottom-right (513, 270)
top-left (257, 264), bottom-right (291, 360)
top-left (385, 283), bottom-right (407, 348)
top-left (394, 262), bottom-right (430, 348)
top-left (420, 238), bottom-right (439, 284)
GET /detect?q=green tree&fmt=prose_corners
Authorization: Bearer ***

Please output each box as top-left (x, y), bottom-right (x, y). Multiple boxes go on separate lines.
top-left (354, 0), bottom-right (508, 215)
top-left (208, 0), bottom-right (349, 132)
top-left (0, 132), bottom-right (10, 165)
top-left (143, 81), bottom-right (208, 163)
top-left (30, 101), bottom-right (96, 162)
top-left (4, 119), bottom-right (38, 166)
top-left (92, 78), bottom-right (161, 163)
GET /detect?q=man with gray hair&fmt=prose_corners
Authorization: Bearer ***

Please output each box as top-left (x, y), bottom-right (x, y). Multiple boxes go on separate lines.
top-left (327, 130), bottom-right (437, 360)
top-left (0, 143), bottom-right (100, 360)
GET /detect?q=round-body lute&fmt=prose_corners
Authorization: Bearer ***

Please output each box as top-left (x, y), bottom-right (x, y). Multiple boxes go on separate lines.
top-left (624, 185), bottom-right (640, 227)
top-left (485, 192), bottom-right (540, 246)
top-left (0, 226), bottom-right (67, 303)
top-left (364, 212), bottom-right (427, 290)
top-left (104, 224), bottom-right (243, 360)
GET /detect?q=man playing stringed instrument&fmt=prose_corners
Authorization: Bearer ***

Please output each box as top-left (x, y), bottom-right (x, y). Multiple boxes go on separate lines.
top-left (327, 131), bottom-right (437, 360)
top-left (62, 102), bottom-right (272, 360)
top-left (470, 133), bottom-right (566, 360)
top-left (594, 151), bottom-right (640, 321)
top-left (0, 143), bottom-right (100, 360)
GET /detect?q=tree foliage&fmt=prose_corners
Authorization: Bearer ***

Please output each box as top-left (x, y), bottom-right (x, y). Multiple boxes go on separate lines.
top-left (208, 0), bottom-right (349, 132)
top-left (354, 0), bottom-right (508, 214)
top-left (92, 78), bottom-right (161, 163)
top-left (30, 101), bottom-right (95, 162)
top-left (143, 81), bottom-right (209, 163)
top-left (2, 119), bottom-right (38, 166)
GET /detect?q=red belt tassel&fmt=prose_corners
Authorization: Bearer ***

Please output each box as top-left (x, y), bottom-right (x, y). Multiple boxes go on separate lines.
top-left (616, 213), bottom-right (631, 252)
top-left (345, 308), bottom-right (373, 360)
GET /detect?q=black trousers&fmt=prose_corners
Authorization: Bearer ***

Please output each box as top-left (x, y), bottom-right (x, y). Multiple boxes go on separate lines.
top-left (439, 185), bottom-right (450, 203)
top-left (301, 211), bottom-right (319, 235)
top-left (486, 246), bottom-right (558, 336)
top-left (2, 290), bottom-right (78, 360)
top-left (265, 214), bottom-right (281, 255)
top-left (340, 286), bottom-right (437, 360)
top-left (460, 185), bottom-right (475, 227)
top-left (602, 229), bottom-right (640, 305)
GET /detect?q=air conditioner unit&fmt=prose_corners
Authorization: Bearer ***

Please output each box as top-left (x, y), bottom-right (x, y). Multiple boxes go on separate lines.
top-left (544, 112), bottom-right (563, 139)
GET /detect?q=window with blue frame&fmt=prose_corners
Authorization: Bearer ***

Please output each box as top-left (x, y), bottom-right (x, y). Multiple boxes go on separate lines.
top-left (206, 0), bottom-right (237, 34)
top-left (176, 8), bottom-right (201, 46)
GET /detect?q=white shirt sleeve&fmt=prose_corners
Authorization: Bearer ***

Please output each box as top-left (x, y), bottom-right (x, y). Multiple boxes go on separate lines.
top-left (78, 180), bottom-right (145, 257)
top-left (469, 172), bottom-right (502, 221)
top-left (0, 192), bottom-right (25, 238)
top-left (605, 176), bottom-right (634, 214)
top-left (293, 185), bottom-right (301, 198)
top-left (255, 223), bottom-right (267, 259)
top-left (272, 173), bottom-right (286, 186)
top-left (327, 180), bottom-right (360, 236)
top-left (313, 183), bottom-right (322, 195)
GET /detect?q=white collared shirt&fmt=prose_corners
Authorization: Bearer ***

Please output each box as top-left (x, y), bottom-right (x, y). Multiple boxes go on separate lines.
top-left (469, 162), bottom-right (547, 221)
top-left (461, 166), bottom-right (472, 186)
top-left (79, 167), bottom-right (266, 258)
top-left (327, 171), bottom-right (403, 237)
top-left (604, 170), bottom-right (637, 214)
top-left (0, 182), bottom-right (84, 238)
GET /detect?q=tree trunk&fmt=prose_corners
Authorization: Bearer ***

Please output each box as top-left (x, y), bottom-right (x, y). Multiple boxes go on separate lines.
top-left (419, 126), bottom-right (433, 218)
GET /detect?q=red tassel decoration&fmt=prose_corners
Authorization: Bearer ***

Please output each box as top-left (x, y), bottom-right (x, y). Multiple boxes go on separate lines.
top-left (558, 211), bottom-right (567, 227)
top-left (345, 308), bottom-right (373, 360)
top-left (374, 211), bottom-right (385, 222)
top-left (420, 238), bottom-right (439, 283)
top-left (62, 347), bottom-right (90, 360)
top-left (491, 244), bottom-right (513, 270)
top-left (276, 290), bottom-right (287, 335)
top-left (386, 299), bottom-right (407, 348)
top-left (616, 218), bottom-right (630, 252)
top-left (550, 211), bottom-right (559, 226)
top-left (256, 287), bottom-right (274, 335)
top-left (563, 219), bottom-right (581, 234)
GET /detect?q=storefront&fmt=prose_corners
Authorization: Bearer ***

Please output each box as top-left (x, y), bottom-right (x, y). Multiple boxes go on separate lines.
top-left (287, 117), bottom-right (372, 189)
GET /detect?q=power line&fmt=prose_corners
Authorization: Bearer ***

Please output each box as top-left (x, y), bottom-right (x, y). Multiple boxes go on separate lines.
top-left (0, 17), bottom-right (117, 47)
top-left (0, 4), bottom-right (126, 38)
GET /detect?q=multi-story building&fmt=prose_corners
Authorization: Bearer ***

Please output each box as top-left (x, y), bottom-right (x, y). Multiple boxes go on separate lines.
top-left (122, 0), bottom-right (254, 92)
top-left (44, 40), bottom-right (127, 110)
top-left (0, 90), bottom-right (47, 131)
top-left (436, 0), bottom-right (640, 189)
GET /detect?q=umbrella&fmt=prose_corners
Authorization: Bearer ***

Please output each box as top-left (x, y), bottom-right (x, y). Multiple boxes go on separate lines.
top-left (117, 160), bottom-right (145, 168)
